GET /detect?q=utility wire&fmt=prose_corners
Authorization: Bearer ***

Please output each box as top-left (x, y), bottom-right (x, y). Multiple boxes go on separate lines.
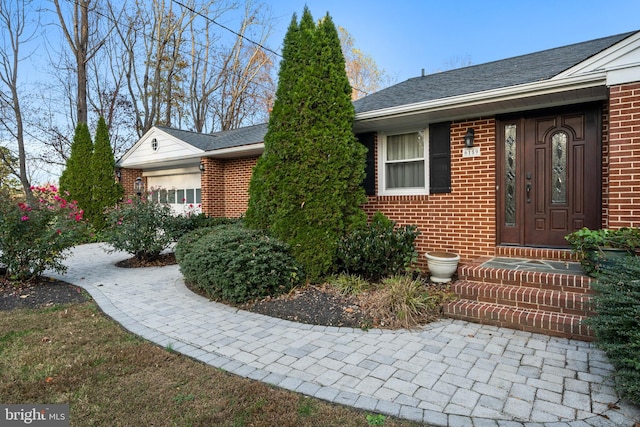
top-left (170, 0), bottom-right (282, 58)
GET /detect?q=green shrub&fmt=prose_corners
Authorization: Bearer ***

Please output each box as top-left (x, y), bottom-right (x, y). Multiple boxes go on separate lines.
top-left (0, 185), bottom-right (89, 280)
top-left (336, 212), bottom-right (419, 281)
top-left (178, 225), bottom-right (304, 304)
top-left (174, 223), bottom-right (240, 263)
top-left (102, 197), bottom-right (174, 261)
top-left (565, 227), bottom-right (640, 276)
top-left (166, 213), bottom-right (240, 242)
top-left (586, 256), bottom-right (640, 404)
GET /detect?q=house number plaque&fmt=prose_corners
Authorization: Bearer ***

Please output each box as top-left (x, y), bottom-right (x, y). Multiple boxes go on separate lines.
top-left (462, 147), bottom-right (481, 158)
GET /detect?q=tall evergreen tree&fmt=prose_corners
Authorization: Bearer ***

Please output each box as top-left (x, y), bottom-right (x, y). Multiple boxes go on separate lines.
top-left (245, 8), bottom-right (367, 282)
top-left (59, 122), bottom-right (93, 216)
top-left (89, 116), bottom-right (123, 230)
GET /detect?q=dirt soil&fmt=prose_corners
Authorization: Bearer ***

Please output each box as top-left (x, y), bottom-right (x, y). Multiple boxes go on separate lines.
top-left (0, 277), bottom-right (89, 311)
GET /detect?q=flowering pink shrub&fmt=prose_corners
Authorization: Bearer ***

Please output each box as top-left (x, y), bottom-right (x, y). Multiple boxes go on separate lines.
top-left (102, 196), bottom-right (174, 261)
top-left (0, 185), bottom-right (88, 280)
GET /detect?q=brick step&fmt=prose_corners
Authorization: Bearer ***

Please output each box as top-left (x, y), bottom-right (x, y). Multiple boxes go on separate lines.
top-left (495, 246), bottom-right (578, 261)
top-left (458, 264), bottom-right (593, 294)
top-left (443, 300), bottom-right (594, 341)
top-left (451, 281), bottom-right (593, 316)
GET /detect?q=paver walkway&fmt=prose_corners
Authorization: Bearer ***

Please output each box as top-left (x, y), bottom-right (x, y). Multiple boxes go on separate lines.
top-left (50, 243), bottom-right (640, 426)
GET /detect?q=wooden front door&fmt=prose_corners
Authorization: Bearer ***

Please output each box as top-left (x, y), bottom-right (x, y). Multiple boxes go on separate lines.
top-left (498, 106), bottom-right (601, 247)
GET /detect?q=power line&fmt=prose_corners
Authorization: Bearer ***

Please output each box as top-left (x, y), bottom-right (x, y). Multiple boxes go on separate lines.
top-left (170, 0), bottom-right (282, 58)
top-left (169, 0), bottom-right (368, 96)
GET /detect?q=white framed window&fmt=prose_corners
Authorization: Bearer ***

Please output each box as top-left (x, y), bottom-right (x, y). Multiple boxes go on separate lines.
top-left (379, 129), bottom-right (429, 195)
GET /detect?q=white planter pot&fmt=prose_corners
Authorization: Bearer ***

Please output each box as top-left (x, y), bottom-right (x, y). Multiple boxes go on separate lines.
top-left (426, 251), bottom-right (460, 283)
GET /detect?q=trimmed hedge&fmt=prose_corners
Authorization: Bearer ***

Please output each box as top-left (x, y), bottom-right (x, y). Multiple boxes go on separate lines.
top-left (586, 256), bottom-right (640, 404)
top-left (166, 214), bottom-right (240, 242)
top-left (178, 225), bottom-right (304, 304)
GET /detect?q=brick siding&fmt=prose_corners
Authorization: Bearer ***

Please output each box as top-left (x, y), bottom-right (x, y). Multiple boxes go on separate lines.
top-left (201, 156), bottom-right (257, 218)
top-left (118, 168), bottom-right (144, 200)
top-left (607, 82), bottom-right (640, 228)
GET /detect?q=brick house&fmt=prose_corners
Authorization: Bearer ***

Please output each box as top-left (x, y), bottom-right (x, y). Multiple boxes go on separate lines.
top-left (117, 31), bottom-right (640, 339)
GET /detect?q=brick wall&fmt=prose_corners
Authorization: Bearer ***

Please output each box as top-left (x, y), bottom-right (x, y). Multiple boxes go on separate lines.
top-left (118, 168), bottom-right (144, 200)
top-left (201, 156), bottom-right (257, 218)
top-left (363, 118), bottom-right (497, 268)
top-left (607, 82), bottom-right (640, 228)
top-left (601, 102), bottom-right (610, 228)
top-left (201, 158), bottom-right (225, 217)
top-left (223, 157), bottom-right (258, 217)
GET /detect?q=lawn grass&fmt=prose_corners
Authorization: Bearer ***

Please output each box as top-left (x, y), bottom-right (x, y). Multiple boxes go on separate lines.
top-left (0, 302), bottom-right (425, 426)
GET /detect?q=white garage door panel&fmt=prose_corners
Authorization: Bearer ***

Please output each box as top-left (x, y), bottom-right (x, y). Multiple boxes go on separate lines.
top-left (148, 174), bottom-right (200, 190)
top-left (147, 174), bottom-right (202, 215)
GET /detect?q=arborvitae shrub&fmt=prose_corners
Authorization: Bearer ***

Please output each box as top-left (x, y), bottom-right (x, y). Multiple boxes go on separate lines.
top-left (245, 8), bottom-right (367, 283)
top-left (178, 225), bottom-right (304, 304)
top-left (89, 116), bottom-right (123, 231)
top-left (586, 256), bottom-right (640, 404)
top-left (336, 212), bottom-right (419, 282)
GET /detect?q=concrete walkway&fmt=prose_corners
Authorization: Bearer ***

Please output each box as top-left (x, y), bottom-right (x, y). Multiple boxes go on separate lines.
top-left (50, 243), bottom-right (640, 426)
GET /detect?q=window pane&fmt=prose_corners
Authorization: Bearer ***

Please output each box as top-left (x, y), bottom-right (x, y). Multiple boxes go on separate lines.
top-left (504, 124), bottom-right (517, 226)
top-left (159, 189), bottom-right (167, 203)
top-left (386, 161), bottom-right (424, 188)
top-left (551, 132), bottom-right (567, 204)
top-left (186, 189), bottom-right (195, 204)
top-left (195, 188), bottom-right (201, 204)
top-left (177, 189), bottom-right (185, 204)
top-left (167, 189), bottom-right (176, 204)
top-left (387, 132), bottom-right (424, 161)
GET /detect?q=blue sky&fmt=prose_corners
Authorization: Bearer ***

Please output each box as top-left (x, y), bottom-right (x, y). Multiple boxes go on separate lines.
top-left (266, 0), bottom-right (640, 83)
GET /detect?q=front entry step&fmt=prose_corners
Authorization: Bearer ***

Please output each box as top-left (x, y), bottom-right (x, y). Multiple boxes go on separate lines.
top-left (451, 281), bottom-right (593, 316)
top-left (444, 300), bottom-right (593, 341)
top-left (442, 250), bottom-right (595, 341)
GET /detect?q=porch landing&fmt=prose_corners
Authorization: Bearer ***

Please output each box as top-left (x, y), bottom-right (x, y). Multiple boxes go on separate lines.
top-left (443, 247), bottom-right (595, 341)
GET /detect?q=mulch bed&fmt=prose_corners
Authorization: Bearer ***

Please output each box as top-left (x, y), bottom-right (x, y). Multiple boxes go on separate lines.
top-left (238, 284), bottom-right (372, 328)
top-left (0, 277), bottom-right (89, 311)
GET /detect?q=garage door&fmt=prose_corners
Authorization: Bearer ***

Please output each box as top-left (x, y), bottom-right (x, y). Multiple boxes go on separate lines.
top-left (147, 173), bottom-right (201, 215)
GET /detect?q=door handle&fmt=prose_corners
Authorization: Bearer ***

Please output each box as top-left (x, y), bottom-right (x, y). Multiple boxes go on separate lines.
top-left (526, 183), bottom-right (532, 203)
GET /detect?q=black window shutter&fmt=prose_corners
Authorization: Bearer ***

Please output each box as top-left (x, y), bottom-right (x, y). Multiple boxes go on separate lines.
top-left (429, 122), bottom-right (452, 193)
top-left (356, 132), bottom-right (376, 196)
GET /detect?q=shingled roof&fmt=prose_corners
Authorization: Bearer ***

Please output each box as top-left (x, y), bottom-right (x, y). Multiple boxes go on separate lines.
top-left (157, 123), bottom-right (267, 151)
top-left (353, 32), bottom-right (635, 114)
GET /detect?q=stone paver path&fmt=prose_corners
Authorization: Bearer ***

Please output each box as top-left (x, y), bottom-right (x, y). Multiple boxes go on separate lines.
top-left (49, 243), bottom-right (640, 426)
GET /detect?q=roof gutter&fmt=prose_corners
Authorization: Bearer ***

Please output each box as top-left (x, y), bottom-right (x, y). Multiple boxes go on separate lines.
top-left (354, 72), bottom-right (608, 122)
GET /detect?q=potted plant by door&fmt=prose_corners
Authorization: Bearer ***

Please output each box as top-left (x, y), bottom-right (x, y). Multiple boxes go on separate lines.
top-left (565, 227), bottom-right (640, 277)
top-left (425, 251), bottom-right (460, 283)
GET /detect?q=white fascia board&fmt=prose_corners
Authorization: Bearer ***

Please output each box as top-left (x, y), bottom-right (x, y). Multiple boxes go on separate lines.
top-left (355, 73), bottom-right (607, 123)
top-left (204, 142), bottom-right (264, 158)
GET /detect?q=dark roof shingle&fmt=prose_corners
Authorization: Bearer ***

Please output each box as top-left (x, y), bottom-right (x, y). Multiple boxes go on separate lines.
top-left (353, 32), bottom-right (635, 114)
top-left (157, 123), bottom-right (267, 151)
